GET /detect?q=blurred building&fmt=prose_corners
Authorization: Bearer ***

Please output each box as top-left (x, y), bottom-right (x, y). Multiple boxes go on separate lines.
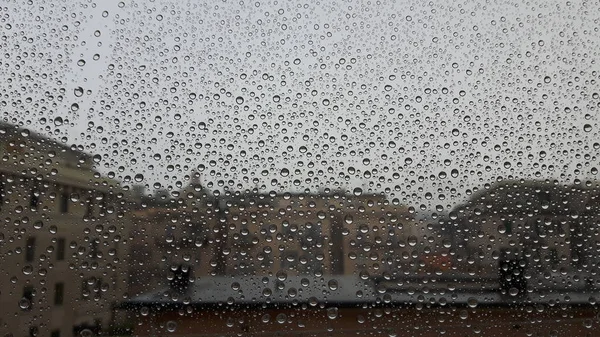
top-left (443, 179), bottom-right (600, 286)
top-left (0, 122), bottom-right (134, 337)
top-left (203, 187), bottom-right (423, 278)
top-left (126, 172), bottom-right (422, 296)
top-left (220, 190), bottom-right (421, 277)
top-left (127, 172), bottom-right (218, 296)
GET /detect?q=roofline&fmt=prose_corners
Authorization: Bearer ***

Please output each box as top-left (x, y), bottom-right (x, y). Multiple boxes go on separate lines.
top-left (116, 294), bottom-right (600, 311)
top-left (0, 121), bottom-right (92, 160)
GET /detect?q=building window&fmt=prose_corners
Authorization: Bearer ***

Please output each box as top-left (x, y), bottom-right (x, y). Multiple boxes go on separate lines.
top-left (503, 220), bottom-right (513, 235)
top-left (57, 238), bottom-right (66, 261)
top-left (54, 283), bottom-right (64, 306)
top-left (538, 191), bottom-right (551, 203)
top-left (99, 193), bottom-right (107, 216)
top-left (22, 285), bottom-right (34, 311)
top-left (0, 175), bottom-right (5, 209)
top-left (85, 198), bottom-right (93, 217)
top-left (60, 192), bottom-right (69, 213)
top-left (549, 248), bottom-right (560, 267)
top-left (25, 237), bottom-right (36, 262)
top-left (90, 238), bottom-right (99, 259)
top-left (30, 188), bottom-right (39, 210)
top-left (534, 220), bottom-right (542, 237)
top-left (572, 246), bottom-right (585, 268)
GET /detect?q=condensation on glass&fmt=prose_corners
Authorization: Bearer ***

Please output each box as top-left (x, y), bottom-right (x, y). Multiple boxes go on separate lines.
top-left (1, 1), bottom-right (600, 336)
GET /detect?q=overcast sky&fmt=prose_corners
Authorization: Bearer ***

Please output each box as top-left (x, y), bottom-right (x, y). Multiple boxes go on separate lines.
top-left (2, 0), bottom-right (599, 213)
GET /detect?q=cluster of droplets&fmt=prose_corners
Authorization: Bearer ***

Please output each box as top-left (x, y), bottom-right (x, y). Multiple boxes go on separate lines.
top-left (1, 0), bottom-right (600, 334)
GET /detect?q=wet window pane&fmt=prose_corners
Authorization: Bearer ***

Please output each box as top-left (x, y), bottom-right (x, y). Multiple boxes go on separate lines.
top-left (1, 0), bottom-right (600, 336)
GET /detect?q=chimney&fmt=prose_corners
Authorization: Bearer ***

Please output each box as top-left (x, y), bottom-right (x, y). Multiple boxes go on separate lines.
top-left (498, 258), bottom-right (527, 296)
top-left (169, 264), bottom-right (193, 293)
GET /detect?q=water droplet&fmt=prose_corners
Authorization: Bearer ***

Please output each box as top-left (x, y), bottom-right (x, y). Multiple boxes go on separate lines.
top-left (328, 279), bottom-right (338, 291)
top-left (280, 168), bottom-right (289, 177)
top-left (497, 225), bottom-right (506, 234)
top-left (134, 174), bottom-right (144, 182)
top-left (33, 221), bottom-right (43, 230)
top-left (276, 313), bottom-right (287, 324)
top-left (74, 87), bottom-right (84, 97)
top-left (19, 298), bottom-right (31, 310)
top-left (236, 96), bottom-right (244, 104)
top-left (544, 76), bottom-right (551, 83)
top-left (166, 321), bottom-right (177, 332)
top-left (54, 117), bottom-right (63, 126)
top-left (276, 271), bottom-right (287, 281)
top-left (584, 124), bottom-right (592, 132)
top-left (327, 307), bottom-right (339, 319)
top-left (22, 265), bottom-right (33, 275)
top-left (467, 297), bottom-right (478, 308)
top-left (509, 287), bottom-right (520, 296)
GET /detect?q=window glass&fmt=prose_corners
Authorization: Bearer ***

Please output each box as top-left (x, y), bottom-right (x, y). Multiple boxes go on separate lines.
top-left (24, 237), bottom-right (36, 263)
top-left (54, 283), bottom-right (64, 306)
top-left (2, 0), bottom-right (600, 336)
top-left (56, 238), bottom-right (66, 261)
top-left (59, 192), bottom-right (69, 213)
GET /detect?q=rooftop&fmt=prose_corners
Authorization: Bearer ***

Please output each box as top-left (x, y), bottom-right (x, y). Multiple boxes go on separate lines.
top-left (120, 274), bottom-right (600, 310)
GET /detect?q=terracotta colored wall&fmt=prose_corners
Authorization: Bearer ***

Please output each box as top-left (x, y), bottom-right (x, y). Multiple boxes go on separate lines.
top-left (131, 305), bottom-right (598, 337)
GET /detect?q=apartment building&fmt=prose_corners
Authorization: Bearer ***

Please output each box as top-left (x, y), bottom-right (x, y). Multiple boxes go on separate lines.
top-left (445, 179), bottom-right (600, 281)
top-left (0, 122), bottom-right (133, 337)
top-left (126, 170), bottom-right (422, 295)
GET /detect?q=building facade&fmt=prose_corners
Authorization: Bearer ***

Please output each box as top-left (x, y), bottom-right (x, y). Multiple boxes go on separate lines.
top-left (126, 173), bottom-right (421, 295)
top-left (0, 123), bottom-right (134, 337)
top-left (443, 179), bottom-right (600, 287)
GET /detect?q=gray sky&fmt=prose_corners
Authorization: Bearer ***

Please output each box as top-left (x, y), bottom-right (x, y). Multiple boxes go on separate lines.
top-left (2, 0), bottom-right (599, 213)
